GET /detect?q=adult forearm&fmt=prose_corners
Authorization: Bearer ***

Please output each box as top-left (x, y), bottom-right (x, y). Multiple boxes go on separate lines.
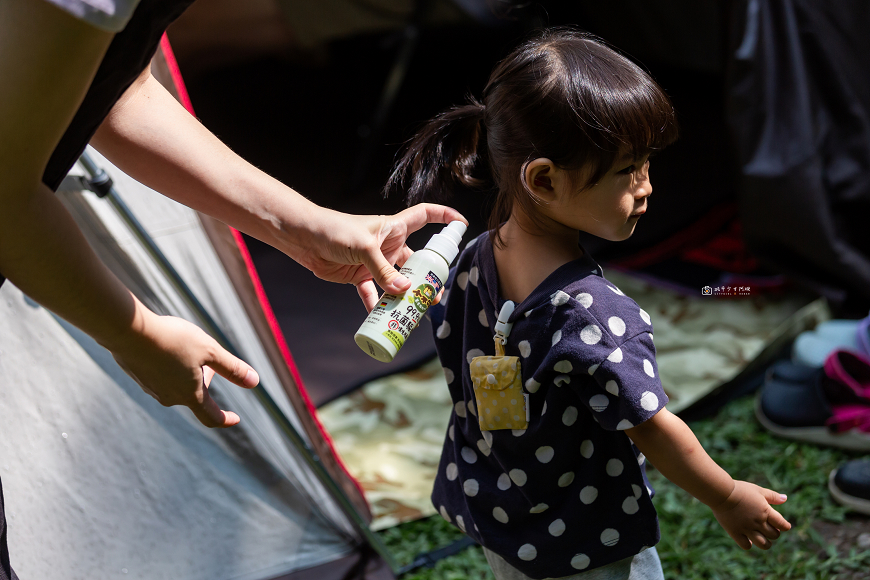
top-left (627, 408), bottom-right (735, 507)
top-left (90, 68), bottom-right (320, 255)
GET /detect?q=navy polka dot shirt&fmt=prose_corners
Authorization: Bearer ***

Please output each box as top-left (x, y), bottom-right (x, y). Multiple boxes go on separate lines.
top-left (429, 232), bottom-right (668, 579)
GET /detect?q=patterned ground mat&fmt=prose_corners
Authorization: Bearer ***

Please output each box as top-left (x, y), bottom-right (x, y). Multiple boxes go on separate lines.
top-left (317, 271), bottom-right (827, 530)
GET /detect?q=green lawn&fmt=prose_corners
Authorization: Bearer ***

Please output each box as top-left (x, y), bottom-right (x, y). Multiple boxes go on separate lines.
top-left (378, 396), bottom-right (870, 579)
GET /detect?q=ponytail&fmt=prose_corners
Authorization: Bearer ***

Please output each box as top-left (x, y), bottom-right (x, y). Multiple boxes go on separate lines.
top-left (385, 98), bottom-right (488, 204)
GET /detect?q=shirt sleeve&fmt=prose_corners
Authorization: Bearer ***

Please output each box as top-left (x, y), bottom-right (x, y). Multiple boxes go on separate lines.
top-left (581, 332), bottom-right (668, 431)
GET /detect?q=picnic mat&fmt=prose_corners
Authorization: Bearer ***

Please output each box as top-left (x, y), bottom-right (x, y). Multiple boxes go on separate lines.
top-left (317, 271), bottom-right (827, 530)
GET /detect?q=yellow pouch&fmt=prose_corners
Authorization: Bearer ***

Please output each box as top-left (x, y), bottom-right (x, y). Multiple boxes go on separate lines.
top-left (470, 338), bottom-right (528, 431)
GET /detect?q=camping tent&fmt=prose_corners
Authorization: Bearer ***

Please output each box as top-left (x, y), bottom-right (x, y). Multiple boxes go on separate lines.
top-left (0, 41), bottom-right (393, 580)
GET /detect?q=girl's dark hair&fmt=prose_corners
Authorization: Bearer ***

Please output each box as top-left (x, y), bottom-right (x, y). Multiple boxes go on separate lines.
top-left (385, 28), bottom-right (678, 244)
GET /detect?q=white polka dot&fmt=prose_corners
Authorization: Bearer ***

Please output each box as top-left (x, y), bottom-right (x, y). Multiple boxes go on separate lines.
top-left (562, 406), bottom-right (578, 426)
top-left (517, 544), bottom-right (537, 561)
top-left (449, 424), bottom-right (455, 440)
top-left (622, 496), bottom-right (639, 514)
top-left (436, 321), bottom-right (451, 339)
top-left (548, 519), bottom-right (566, 537)
top-left (535, 446), bottom-right (554, 463)
top-left (497, 473), bottom-right (512, 490)
top-left (579, 486), bottom-right (598, 504)
top-left (637, 453), bottom-right (645, 465)
top-left (541, 401), bottom-right (548, 415)
top-left (608, 316), bottom-right (626, 336)
top-left (477, 439), bottom-right (491, 456)
top-left (606, 458), bottom-right (624, 477)
top-left (647, 485), bottom-right (653, 496)
top-left (529, 503), bottom-right (549, 513)
top-left (440, 505), bottom-right (451, 522)
top-left (580, 440), bottom-right (594, 458)
top-left (468, 401), bottom-right (477, 417)
top-left (493, 506), bottom-right (509, 523)
top-left (456, 515), bottom-right (466, 532)
top-left (478, 309), bottom-right (489, 327)
top-left (551, 291), bottom-right (570, 306)
top-left (554, 360), bottom-right (573, 373)
top-left (466, 237), bottom-right (478, 248)
top-left (469, 267), bottom-right (480, 287)
top-left (552, 330), bottom-right (562, 346)
top-left (512, 429), bottom-right (526, 437)
top-left (643, 360), bottom-right (655, 378)
top-left (525, 378), bottom-right (540, 393)
top-left (640, 391), bottom-right (659, 411)
top-left (605, 380), bottom-right (619, 396)
top-left (601, 528), bottom-right (620, 546)
top-left (589, 394), bottom-right (609, 412)
top-left (466, 348), bottom-right (485, 364)
top-left (454, 401), bottom-right (467, 418)
top-left (639, 308), bottom-right (651, 325)
top-left (482, 430), bottom-right (493, 447)
top-left (608, 285), bottom-right (625, 296)
top-left (571, 554), bottom-right (591, 570)
top-left (633, 484), bottom-right (643, 499)
top-left (446, 463), bottom-right (458, 480)
top-left (575, 293), bottom-right (593, 308)
top-left (558, 472), bottom-right (575, 487)
top-left (580, 325), bottom-right (602, 345)
top-left (649, 333), bottom-right (654, 342)
top-left (509, 469), bottom-right (527, 486)
top-left (616, 419), bottom-right (634, 430)
top-left (554, 375), bottom-right (571, 387)
top-left (607, 348), bottom-right (623, 363)
top-left (443, 367), bottom-right (454, 384)
top-left (457, 272), bottom-right (469, 290)
top-left (519, 340), bottom-right (531, 358)
top-left (588, 363), bottom-right (600, 376)
top-left (461, 447), bottom-right (478, 464)
top-left (464, 479), bottom-right (480, 496)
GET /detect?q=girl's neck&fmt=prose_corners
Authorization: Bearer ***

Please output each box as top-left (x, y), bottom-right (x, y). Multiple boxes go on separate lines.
top-left (493, 211), bottom-right (584, 304)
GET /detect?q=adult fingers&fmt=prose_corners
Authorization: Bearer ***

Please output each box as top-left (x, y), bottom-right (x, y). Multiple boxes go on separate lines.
top-left (361, 246), bottom-right (409, 295)
top-left (394, 244), bottom-right (414, 269)
top-left (203, 365), bottom-right (216, 386)
top-left (204, 341), bottom-right (259, 389)
top-left (356, 279), bottom-right (380, 313)
top-left (392, 203), bottom-right (468, 236)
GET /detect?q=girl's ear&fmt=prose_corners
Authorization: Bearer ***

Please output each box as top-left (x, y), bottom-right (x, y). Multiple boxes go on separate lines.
top-left (524, 158), bottom-right (562, 202)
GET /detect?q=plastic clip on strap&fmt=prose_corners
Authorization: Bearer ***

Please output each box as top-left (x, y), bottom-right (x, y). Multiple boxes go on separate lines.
top-left (493, 301), bottom-right (515, 356)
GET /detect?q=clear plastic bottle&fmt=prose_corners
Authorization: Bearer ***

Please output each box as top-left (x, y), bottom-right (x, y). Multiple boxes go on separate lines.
top-left (355, 221), bottom-right (467, 362)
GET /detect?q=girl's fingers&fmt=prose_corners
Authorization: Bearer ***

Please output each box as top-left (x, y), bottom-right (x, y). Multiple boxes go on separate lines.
top-left (761, 487), bottom-right (788, 505)
top-left (204, 341), bottom-right (259, 388)
top-left (768, 508), bottom-right (792, 531)
top-left (733, 533), bottom-right (752, 551)
top-left (760, 521), bottom-right (781, 541)
top-left (749, 532), bottom-right (771, 550)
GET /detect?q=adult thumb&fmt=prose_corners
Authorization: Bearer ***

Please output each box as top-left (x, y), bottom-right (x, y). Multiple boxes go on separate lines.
top-left (364, 250), bottom-right (410, 295)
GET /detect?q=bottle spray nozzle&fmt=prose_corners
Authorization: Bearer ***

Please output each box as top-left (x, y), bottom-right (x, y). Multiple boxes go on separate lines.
top-left (424, 220), bottom-right (467, 265)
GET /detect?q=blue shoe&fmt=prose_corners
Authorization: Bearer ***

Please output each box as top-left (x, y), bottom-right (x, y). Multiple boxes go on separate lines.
top-left (829, 459), bottom-right (870, 515)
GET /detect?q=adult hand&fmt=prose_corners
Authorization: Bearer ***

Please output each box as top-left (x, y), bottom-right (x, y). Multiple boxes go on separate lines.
top-left (289, 203), bottom-right (467, 312)
top-left (108, 307), bottom-right (260, 428)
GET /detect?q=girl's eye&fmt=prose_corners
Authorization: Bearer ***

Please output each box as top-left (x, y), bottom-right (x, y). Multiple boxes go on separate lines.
top-left (617, 164), bottom-right (636, 175)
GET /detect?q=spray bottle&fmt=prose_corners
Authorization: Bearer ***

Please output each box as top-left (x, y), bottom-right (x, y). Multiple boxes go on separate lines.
top-left (355, 221), bottom-right (467, 362)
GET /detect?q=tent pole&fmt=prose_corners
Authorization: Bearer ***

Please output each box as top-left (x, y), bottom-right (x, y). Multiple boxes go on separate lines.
top-left (76, 151), bottom-right (400, 574)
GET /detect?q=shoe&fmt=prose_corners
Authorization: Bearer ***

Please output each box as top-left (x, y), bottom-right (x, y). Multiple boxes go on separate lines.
top-left (792, 320), bottom-right (860, 368)
top-left (857, 316), bottom-right (870, 359)
top-left (755, 359), bottom-right (870, 451)
top-left (829, 459), bottom-right (870, 515)
top-left (824, 350), bottom-right (870, 398)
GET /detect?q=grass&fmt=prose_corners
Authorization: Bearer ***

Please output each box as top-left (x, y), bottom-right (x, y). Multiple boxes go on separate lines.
top-left (377, 396), bottom-right (870, 579)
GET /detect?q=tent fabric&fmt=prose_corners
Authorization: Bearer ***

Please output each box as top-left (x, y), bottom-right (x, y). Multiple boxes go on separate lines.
top-left (727, 0), bottom-right (870, 313)
top-left (0, 148), bottom-right (373, 578)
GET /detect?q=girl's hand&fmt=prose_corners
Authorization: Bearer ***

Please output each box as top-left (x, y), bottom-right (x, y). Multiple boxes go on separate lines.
top-left (710, 480), bottom-right (792, 550)
top-left (288, 203), bottom-right (467, 312)
top-left (107, 309), bottom-right (260, 428)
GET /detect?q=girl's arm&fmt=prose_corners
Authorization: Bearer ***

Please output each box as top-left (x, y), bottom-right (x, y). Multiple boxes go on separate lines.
top-left (91, 66), bottom-right (466, 311)
top-left (626, 407), bottom-right (791, 550)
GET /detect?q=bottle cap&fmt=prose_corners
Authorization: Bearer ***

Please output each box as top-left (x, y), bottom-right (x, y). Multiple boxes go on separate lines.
top-left (424, 221), bottom-right (467, 265)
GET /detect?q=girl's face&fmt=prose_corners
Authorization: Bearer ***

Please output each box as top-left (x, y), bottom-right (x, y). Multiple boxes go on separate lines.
top-left (544, 154), bottom-right (653, 242)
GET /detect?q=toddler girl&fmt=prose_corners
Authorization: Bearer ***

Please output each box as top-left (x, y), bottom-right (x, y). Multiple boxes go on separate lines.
top-left (387, 29), bottom-right (791, 580)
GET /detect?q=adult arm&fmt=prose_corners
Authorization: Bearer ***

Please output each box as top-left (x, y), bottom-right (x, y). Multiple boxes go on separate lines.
top-left (0, 0), bottom-right (258, 429)
top-left (91, 66), bottom-right (467, 311)
top-left (626, 407), bottom-right (792, 550)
